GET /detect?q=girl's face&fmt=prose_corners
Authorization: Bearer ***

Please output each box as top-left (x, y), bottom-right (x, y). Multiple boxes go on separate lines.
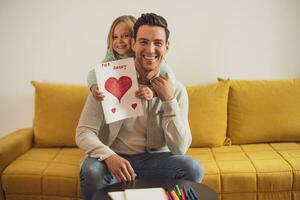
top-left (112, 22), bottom-right (132, 55)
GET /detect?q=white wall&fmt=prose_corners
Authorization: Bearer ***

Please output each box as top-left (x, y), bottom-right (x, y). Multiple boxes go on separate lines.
top-left (1, 0), bottom-right (300, 137)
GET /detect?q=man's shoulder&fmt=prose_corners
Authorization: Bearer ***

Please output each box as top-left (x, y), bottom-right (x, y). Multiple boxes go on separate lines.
top-left (173, 80), bottom-right (188, 99)
top-left (173, 80), bottom-right (185, 90)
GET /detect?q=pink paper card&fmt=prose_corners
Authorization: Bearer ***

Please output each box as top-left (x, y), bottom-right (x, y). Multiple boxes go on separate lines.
top-left (95, 58), bottom-right (144, 123)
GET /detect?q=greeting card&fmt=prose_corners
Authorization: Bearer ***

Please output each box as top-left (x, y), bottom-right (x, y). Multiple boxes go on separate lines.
top-left (95, 58), bottom-right (144, 123)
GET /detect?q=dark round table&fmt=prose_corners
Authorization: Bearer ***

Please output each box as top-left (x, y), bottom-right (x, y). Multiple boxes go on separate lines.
top-left (92, 179), bottom-right (217, 200)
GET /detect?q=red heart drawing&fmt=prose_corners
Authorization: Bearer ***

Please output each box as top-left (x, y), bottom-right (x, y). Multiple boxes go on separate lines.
top-left (111, 108), bottom-right (116, 113)
top-left (105, 76), bottom-right (132, 103)
top-left (131, 103), bottom-right (137, 109)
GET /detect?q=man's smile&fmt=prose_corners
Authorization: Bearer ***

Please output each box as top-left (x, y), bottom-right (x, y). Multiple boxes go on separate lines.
top-left (143, 54), bottom-right (158, 60)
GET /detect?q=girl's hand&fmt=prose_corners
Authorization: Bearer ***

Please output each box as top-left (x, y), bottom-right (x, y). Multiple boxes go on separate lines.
top-left (90, 85), bottom-right (105, 101)
top-left (135, 86), bottom-right (154, 100)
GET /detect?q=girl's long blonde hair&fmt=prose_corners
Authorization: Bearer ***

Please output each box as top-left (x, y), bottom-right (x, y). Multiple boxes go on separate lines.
top-left (107, 15), bottom-right (136, 59)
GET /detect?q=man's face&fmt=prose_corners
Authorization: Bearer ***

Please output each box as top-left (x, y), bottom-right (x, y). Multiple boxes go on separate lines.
top-left (132, 25), bottom-right (169, 75)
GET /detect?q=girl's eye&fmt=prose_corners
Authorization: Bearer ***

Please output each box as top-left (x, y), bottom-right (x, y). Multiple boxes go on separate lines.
top-left (113, 36), bottom-right (118, 40)
top-left (122, 34), bottom-right (130, 39)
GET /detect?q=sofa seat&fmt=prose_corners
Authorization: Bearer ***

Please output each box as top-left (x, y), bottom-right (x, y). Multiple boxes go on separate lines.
top-left (187, 142), bottom-right (300, 200)
top-left (2, 148), bottom-right (85, 200)
top-left (2, 143), bottom-right (299, 200)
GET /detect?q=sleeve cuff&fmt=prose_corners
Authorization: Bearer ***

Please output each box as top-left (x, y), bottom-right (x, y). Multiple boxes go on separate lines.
top-left (162, 98), bottom-right (179, 117)
top-left (97, 151), bottom-right (116, 161)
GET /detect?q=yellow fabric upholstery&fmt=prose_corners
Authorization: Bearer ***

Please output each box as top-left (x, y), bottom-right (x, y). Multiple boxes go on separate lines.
top-left (2, 148), bottom-right (84, 199)
top-left (187, 81), bottom-right (230, 147)
top-left (31, 81), bottom-right (88, 147)
top-left (227, 79), bottom-right (300, 144)
top-left (0, 80), bottom-right (299, 200)
top-left (187, 143), bottom-right (300, 200)
top-left (2, 143), bottom-right (299, 200)
top-left (0, 128), bottom-right (33, 200)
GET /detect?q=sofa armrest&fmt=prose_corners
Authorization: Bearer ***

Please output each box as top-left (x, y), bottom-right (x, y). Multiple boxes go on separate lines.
top-left (0, 128), bottom-right (33, 173)
top-left (0, 128), bottom-right (33, 200)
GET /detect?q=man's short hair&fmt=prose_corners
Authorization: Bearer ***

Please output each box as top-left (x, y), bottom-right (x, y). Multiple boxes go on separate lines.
top-left (133, 13), bottom-right (170, 42)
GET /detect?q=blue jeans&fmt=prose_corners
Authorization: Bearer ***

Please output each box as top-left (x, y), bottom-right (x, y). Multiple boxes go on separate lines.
top-left (80, 152), bottom-right (205, 200)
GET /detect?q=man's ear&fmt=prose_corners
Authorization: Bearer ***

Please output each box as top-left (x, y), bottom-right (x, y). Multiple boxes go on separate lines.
top-left (166, 41), bottom-right (170, 52)
top-left (131, 39), bottom-right (136, 51)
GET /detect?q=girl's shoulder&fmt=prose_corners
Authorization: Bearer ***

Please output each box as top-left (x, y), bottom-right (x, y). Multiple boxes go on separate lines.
top-left (159, 60), bottom-right (170, 67)
top-left (102, 49), bottom-right (116, 62)
top-left (159, 61), bottom-right (172, 73)
top-left (102, 49), bottom-right (133, 62)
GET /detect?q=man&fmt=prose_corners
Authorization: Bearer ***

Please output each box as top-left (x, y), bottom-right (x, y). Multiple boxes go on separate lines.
top-left (76, 13), bottom-right (204, 200)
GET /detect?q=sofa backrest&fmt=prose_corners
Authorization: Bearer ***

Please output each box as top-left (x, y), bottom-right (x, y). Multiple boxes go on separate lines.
top-left (31, 78), bottom-right (300, 148)
top-left (32, 81), bottom-right (88, 147)
top-left (227, 79), bottom-right (300, 144)
top-left (187, 81), bottom-right (230, 147)
top-left (32, 80), bottom-right (231, 148)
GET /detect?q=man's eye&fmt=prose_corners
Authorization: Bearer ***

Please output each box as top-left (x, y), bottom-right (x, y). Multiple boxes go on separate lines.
top-left (140, 41), bottom-right (147, 45)
top-left (155, 42), bottom-right (163, 47)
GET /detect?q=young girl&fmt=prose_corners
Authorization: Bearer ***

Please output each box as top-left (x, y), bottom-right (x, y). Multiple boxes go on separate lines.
top-left (87, 15), bottom-right (175, 101)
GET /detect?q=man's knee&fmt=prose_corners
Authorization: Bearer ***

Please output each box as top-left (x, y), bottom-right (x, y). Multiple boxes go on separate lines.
top-left (180, 156), bottom-right (205, 182)
top-left (81, 157), bottom-right (107, 185)
top-left (80, 157), bottom-right (112, 200)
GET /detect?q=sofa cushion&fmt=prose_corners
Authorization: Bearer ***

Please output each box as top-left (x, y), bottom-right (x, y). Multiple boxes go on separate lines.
top-left (31, 81), bottom-right (88, 147)
top-left (187, 143), bottom-right (300, 197)
top-left (227, 79), bottom-right (300, 144)
top-left (187, 80), bottom-right (230, 147)
top-left (2, 144), bottom-right (299, 199)
top-left (2, 148), bottom-right (84, 199)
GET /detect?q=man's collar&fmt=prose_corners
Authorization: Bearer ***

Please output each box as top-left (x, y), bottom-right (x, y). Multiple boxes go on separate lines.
top-left (137, 72), bottom-right (160, 85)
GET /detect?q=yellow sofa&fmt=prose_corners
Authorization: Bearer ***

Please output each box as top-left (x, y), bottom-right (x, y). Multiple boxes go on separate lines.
top-left (0, 79), bottom-right (299, 200)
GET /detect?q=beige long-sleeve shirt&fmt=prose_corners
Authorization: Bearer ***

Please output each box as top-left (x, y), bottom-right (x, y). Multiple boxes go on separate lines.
top-left (75, 81), bottom-right (191, 162)
top-left (110, 99), bottom-right (148, 155)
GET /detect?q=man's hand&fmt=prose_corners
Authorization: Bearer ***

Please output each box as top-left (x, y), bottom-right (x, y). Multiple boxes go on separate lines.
top-left (104, 154), bottom-right (136, 182)
top-left (151, 74), bottom-right (174, 101)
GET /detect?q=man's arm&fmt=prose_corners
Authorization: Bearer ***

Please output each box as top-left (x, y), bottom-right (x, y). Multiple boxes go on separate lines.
top-left (76, 93), bottom-right (116, 161)
top-left (76, 93), bottom-right (137, 181)
top-left (151, 76), bottom-right (192, 155)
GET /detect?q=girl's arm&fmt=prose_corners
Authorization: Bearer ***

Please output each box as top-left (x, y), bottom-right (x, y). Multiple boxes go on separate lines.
top-left (87, 49), bottom-right (114, 89)
top-left (159, 62), bottom-right (176, 85)
top-left (87, 69), bottom-right (97, 89)
top-left (87, 68), bottom-right (105, 101)
top-left (87, 49), bottom-right (115, 89)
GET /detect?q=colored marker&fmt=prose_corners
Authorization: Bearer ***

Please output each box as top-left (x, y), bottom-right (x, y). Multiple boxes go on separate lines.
top-left (170, 190), bottom-right (180, 200)
top-left (189, 188), bottom-right (198, 200)
top-left (187, 188), bottom-right (195, 200)
top-left (183, 186), bottom-right (189, 200)
top-left (165, 190), bottom-right (173, 200)
top-left (180, 188), bottom-right (186, 200)
top-left (175, 184), bottom-right (182, 198)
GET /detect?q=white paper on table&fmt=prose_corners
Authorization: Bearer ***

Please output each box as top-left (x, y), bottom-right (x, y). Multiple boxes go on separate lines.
top-left (124, 188), bottom-right (167, 200)
top-left (95, 58), bottom-right (144, 124)
top-left (107, 191), bottom-right (126, 200)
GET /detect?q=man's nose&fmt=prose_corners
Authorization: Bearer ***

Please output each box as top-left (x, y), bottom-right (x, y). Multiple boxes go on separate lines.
top-left (147, 43), bottom-right (155, 53)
